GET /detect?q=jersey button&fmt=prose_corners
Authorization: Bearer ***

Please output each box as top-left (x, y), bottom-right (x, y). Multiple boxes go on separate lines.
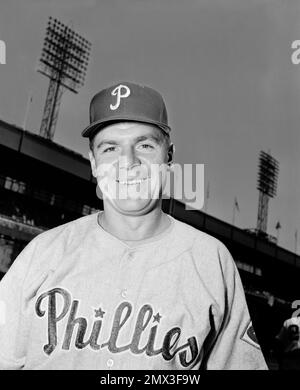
top-left (107, 359), bottom-right (114, 368)
top-left (121, 289), bottom-right (128, 298)
top-left (127, 251), bottom-right (134, 260)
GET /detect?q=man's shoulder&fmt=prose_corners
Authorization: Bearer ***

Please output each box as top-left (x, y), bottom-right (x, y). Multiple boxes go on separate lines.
top-left (5, 214), bottom-right (99, 286)
top-left (171, 215), bottom-right (227, 253)
top-left (170, 216), bottom-right (238, 295)
top-left (31, 213), bottom-right (98, 247)
top-left (170, 215), bottom-right (235, 275)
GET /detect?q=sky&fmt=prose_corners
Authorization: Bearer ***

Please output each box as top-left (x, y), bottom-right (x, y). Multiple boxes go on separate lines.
top-left (0, 0), bottom-right (299, 252)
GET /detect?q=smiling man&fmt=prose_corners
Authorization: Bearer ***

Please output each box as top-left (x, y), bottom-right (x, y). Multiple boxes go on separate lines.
top-left (0, 82), bottom-right (268, 370)
top-left (89, 121), bottom-right (173, 239)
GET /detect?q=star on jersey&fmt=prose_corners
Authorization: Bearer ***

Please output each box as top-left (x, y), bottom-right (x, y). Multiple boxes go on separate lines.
top-left (95, 307), bottom-right (105, 318)
top-left (153, 312), bottom-right (162, 323)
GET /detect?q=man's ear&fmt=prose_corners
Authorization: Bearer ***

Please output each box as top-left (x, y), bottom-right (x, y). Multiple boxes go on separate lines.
top-left (89, 151), bottom-right (97, 178)
top-left (167, 143), bottom-right (175, 165)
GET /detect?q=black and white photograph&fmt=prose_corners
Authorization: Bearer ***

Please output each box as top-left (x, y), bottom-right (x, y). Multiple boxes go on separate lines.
top-left (0, 0), bottom-right (300, 376)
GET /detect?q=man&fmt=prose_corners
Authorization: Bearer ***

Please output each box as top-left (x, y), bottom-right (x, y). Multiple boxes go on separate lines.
top-left (274, 317), bottom-right (300, 370)
top-left (0, 82), bottom-right (267, 370)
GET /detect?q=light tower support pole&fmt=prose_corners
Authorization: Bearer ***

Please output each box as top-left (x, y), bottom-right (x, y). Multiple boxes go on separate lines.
top-left (256, 151), bottom-right (279, 235)
top-left (37, 17), bottom-right (91, 140)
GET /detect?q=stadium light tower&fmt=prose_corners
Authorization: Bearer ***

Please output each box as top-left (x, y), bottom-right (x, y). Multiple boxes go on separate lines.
top-left (256, 151), bottom-right (279, 234)
top-left (38, 17), bottom-right (91, 140)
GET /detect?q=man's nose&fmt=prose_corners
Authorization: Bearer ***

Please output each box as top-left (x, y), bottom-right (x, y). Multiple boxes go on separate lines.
top-left (119, 146), bottom-right (140, 170)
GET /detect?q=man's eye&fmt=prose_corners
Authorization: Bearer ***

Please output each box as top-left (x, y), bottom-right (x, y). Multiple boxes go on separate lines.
top-left (139, 144), bottom-right (154, 150)
top-left (103, 146), bottom-right (116, 153)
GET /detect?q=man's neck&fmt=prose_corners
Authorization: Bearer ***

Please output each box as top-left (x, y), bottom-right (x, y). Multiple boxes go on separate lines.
top-left (98, 207), bottom-right (170, 241)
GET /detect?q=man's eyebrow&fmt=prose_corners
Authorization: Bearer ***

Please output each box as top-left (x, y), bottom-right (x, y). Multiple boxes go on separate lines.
top-left (96, 140), bottom-right (119, 149)
top-left (134, 135), bottom-right (162, 144)
top-left (96, 134), bottom-right (162, 149)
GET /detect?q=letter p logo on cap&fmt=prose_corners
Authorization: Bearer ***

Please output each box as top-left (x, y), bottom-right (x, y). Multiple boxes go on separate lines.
top-left (110, 84), bottom-right (131, 110)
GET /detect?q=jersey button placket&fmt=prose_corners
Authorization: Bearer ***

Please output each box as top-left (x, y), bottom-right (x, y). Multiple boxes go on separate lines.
top-left (119, 250), bottom-right (135, 299)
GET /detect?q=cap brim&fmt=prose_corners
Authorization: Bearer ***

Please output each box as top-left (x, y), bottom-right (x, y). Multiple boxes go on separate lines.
top-left (82, 117), bottom-right (171, 138)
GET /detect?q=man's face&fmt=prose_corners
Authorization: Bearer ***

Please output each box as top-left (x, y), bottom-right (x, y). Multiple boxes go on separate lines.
top-left (89, 122), bottom-right (173, 216)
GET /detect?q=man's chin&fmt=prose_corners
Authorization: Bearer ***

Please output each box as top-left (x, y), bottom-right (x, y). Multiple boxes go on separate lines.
top-left (105, 196), bottom-right (157, 215)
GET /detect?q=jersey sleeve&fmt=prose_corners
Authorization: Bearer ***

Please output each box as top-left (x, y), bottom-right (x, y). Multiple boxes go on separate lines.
top-left (0, 239), bottom-right (37, 370)
top-left (201, 242), bottom-right (268, 370)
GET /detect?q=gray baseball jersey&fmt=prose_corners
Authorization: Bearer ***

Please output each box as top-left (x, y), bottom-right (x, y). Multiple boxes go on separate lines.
top-left (0, 212), bottom-right (268, 370)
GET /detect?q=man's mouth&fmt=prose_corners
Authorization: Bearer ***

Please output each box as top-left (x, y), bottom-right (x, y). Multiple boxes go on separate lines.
top-left (116, 177), bottom-right (149, 185)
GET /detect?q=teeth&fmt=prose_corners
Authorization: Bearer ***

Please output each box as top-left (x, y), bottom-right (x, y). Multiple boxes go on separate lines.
top-left (117, 178), bottom-right (148, 185)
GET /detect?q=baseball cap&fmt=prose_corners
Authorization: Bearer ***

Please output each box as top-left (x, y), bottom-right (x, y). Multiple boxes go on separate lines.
top-left (81, 82), bottom-right (171, 139)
